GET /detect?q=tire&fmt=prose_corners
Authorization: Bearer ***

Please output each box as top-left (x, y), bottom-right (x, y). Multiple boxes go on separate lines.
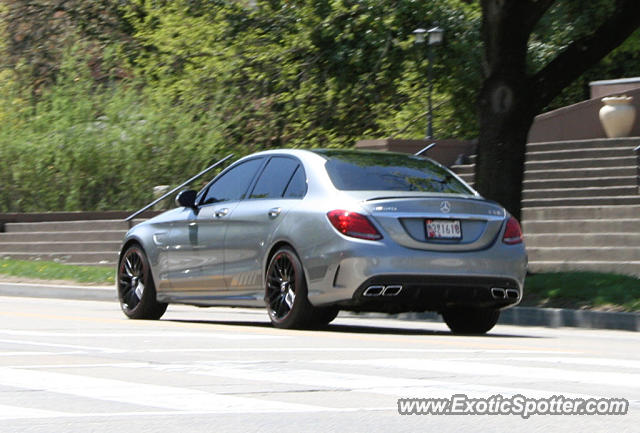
top-left (442, 308), bottom-right (500, 335)
top-left (265, 246), bottom-right (314, 329)
top-left (309, 306), bottom-right (340, 328)
top-left (117, 245), bottom-right (168, 320)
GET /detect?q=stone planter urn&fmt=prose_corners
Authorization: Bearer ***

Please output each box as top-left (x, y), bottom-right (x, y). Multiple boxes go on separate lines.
top-left (599, 96), bottom-right (636, 138)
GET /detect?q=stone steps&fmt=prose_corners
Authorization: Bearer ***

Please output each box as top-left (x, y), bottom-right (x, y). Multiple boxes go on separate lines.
top-left (526, 137), bottom-right (640, 152)
top-left (0, 241), bottom-right (122, 253)
top-left (522, 205), bottom-right (640, 220)
top-left (0, 219), bottom-right (143, 266)
top-left (523, 218), bottom-right (639, 233)
top-left (522, 185), bottom-right (638, 200)
top-left (450, 138), bottom-right (640, 277)
top-left (527, 261), bottom-right (640, 276)
top-left (525, 233), bottom-right (640, 248)
top-left (521, 195), bottom-right (640, 208)
top-left (4, 219), bottom-right (133, 233)
top-left (524, 166), bottom-right (638, 180)
top-left (523, 176), bottom-right (637, 190)
top-left (527, 247), bottom-right (640, 262)
top-left (526, 146), bottom-right (632, 161)
top-left (0, 230), bottom-right (126, 243)
top-left (525, 155), bottom-right (636, 170)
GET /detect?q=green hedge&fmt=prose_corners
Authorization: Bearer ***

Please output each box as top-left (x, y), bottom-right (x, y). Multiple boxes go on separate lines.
top-left (0, 57), bottom-right (238, 212)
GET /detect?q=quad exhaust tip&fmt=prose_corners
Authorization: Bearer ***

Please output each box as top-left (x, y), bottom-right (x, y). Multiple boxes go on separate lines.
top-left (383, 285), bottom-right (403, 296)
top-left (506, 289), bottom-right (520, 299)
top-left (491, 287), bottom-right (506, 299)
top-left (363, 285), bottom-right (403, 297)
top-left (491, 287), bottom-right (520, 300)
top-left (363, 286), bottom-right (384, 296)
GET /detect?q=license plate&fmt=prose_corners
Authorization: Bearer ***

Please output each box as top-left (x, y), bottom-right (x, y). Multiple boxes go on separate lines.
top-left (426, 219), bottom-right (462, 240)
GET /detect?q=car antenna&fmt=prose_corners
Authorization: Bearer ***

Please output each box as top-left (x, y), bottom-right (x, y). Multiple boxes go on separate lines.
top-left (124, 154), bottom-right (235, 222)
top-left (415, 142), bottom-right (436, 156)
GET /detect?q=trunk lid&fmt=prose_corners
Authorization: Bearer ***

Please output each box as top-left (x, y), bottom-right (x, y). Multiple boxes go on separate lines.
top-left (358, 192), bottom-right (506, 251)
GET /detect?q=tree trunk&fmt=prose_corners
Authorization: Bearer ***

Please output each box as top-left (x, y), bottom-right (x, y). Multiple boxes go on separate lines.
top-left (474, 0), bottom-right (640, 221)
top-left (475, 76), bottom-right (535, 221)
top-left (475, 0), bottom-right (536, 221)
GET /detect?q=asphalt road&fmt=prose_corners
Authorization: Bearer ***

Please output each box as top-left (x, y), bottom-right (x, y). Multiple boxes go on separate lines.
top-left (0, 294), bottom-right (638, 432)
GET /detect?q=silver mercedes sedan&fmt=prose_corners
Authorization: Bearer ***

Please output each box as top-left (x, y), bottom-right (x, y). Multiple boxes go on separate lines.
top-left (117, 149), bottom-right (527, 334)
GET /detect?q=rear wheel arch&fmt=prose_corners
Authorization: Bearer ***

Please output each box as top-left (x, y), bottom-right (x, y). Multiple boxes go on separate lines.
top-left (265, 240), bottom-right (298, 279)
top-left (263, 242), bottom-right (339, 329)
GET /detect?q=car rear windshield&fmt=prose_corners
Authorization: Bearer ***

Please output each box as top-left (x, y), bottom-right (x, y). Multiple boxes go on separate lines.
top-left (315, 149), bottom-right (473, 194)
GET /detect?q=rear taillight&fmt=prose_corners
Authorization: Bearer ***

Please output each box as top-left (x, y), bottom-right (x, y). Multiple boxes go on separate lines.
top-left (502, 217), bottom-right (523, 245)
top-left (327, 210), bottom-right (382, 240)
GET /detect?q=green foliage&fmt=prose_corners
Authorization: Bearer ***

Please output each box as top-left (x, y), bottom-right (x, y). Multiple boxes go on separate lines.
top-left (528, 0), bottom-right (640, 111)
top-left (1, 0), bottom-right (133, 90)
top-left (544, 28), bottom-right (640, 111)
top-left (0, 47), bottom-right (230, 212)
top-left (0, 0), bottom-right (486, 212)
top-left (126, 0), bottom-right (482, 147)
top-left (0, 258), bottom-right (114, 284)
top-left (1, 0), bottom-right (638, 212)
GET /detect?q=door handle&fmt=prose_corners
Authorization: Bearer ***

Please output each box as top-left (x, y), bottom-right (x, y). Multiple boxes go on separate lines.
top-left (268, 207), bottom-right (282, 218)
top-left (214, 208), bottom-right (229, 218)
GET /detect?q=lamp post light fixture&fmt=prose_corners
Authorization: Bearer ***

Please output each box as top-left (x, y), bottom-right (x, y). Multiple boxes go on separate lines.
top-left (427, 25), bottom-right (444, 46)
top-left (414, 26), bottom-right (444, 139)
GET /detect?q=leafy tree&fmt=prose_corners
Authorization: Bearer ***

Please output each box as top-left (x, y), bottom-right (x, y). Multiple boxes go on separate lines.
top-left (474, 0), bottom-right (640, 220)
top-left (125, 0), bottom-right (482, 149)
top-left (0, 0), bottom-right (133, 94)
top-left (2, 0), bottom-right (639, 214)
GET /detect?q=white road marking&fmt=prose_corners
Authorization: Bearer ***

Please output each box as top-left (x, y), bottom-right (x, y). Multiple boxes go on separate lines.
top-left (0, 330), bottom-right (287, 340)
top-left (0, 331), bottom-right (287, 354)
top-left (471, 356), bottom-right (640, 370)
top-left (0, 367), bottom-right (329, 414)
top-left (149, 362), bottom-right (640, 404)
top-left (0, 338), bottom-right (124, 353)
top-left (0, 404), bottom-right (65, 420)
top-left (0, 351), bottom-right (83, 357)
top-left (10, 362), bottom-right (152, 369)
top-left (0, 407), bottom-right (394, 421)
top-left (318, 358), bottom-right (640, 389)
top-left (139, 347), bottom-right (578, 354)
top-left (1, 356), bottom-right (640, 420)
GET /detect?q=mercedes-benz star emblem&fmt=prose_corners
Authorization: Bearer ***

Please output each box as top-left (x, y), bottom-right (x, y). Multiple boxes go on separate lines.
top-left (440, 201), bottom-right (451, 213)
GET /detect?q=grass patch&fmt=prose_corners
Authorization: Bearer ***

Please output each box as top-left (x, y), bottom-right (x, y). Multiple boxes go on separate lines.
top-left (523, 272), bottom-right (640, 312)
top-left (0, 258), bottom-right (114, 285)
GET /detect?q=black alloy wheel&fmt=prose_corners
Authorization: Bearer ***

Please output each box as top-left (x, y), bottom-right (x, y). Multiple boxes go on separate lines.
top-left (117, 245), bottom-right (167, 320)
top-left (265, 247), bottom-right (314, 329)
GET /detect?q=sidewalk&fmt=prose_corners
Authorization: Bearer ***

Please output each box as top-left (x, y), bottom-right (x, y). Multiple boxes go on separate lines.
top-left (0, 279), bottom-right (638, 332)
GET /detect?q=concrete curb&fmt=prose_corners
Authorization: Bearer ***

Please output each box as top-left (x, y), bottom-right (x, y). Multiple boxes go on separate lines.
top-left (362, 308), bottom-right (640, 332)
top-left (0, 281), bottom-right (638, 332)
top-left (0, 282), bottom-right (115, 302)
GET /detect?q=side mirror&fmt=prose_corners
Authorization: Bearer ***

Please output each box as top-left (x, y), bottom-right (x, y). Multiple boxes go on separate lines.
top-left (176, 189), bottom-right (197, 208)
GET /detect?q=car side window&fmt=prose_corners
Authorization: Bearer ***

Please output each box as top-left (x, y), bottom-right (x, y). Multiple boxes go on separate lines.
top-left (249, 157), bottom-right (303, 200)
top-left (283, 166), bottom-right (307, 198)
top-left (201, 158), bottom-right (264, 205)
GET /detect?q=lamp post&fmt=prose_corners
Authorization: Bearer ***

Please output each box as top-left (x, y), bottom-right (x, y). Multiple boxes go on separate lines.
top-left (414, 26), bottom-right (444, 139)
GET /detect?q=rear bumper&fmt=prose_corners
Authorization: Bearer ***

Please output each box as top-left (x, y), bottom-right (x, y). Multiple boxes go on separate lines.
top-left (337, 275), bottom-right (521, 313)
top-left (304, 237), bottom-right (527, 312)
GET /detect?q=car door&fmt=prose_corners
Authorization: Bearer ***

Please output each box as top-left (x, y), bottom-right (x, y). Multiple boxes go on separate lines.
top-left (166, 157), bottom-right (265, 300)
top-left (223, 156), bottom-right (307, 301)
